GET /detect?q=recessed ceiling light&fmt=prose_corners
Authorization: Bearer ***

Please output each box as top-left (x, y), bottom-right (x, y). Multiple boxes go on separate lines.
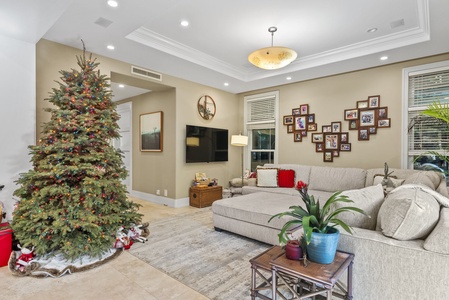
top-left (107, 45), bottom-right (115, 50)
top-left (367, 28), bottom-right (377, 33)
top-left (107, 0), bottom-right (118, 7)
top-left (224, 82), bottom-right (229, 86)
top-left (180, 20), bottom-right (189, 27)
top-left (286, 77), bottom-right (292, 81)
top-left (118, 84), bottom-right (125, 88)
top-left (380, 56), bottom-right (389, 61)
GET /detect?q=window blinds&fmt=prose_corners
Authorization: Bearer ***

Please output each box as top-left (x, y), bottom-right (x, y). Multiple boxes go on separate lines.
top-left (246, 96), bottom-right (276, 124)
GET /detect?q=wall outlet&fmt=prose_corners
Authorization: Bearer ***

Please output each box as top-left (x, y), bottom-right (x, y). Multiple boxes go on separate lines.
top-left (164, 189), bottom-right (168, 197)
top-left (156, 189), bottom-right (160, 195)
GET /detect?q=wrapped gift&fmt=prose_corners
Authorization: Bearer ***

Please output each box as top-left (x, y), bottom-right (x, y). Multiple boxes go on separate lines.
top-left (0, 222), bottom-right (12, 267)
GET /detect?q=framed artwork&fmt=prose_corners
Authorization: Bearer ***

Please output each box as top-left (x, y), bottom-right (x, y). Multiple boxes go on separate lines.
top-left (340, 143), bottom-right (351, 151)
top-left (140, 111), bottom-right (163, 152)
top-left (292, 108), bottom-right (301, 115)
top-left (283, 115), bottom-right (294, 125)
top-left (369, 127), bottom-right (377, 134)
top-left (322, 125), bottom-right (332, 133)
top-left (333, 150), bottom-right (339, 157)
top-left (378, 118), bottom-right (391, 128)
top-left (307, 123), bottom-right (317, 131)
top-left (324, 151), bottom-right (333, 162)
top-left (311, 133), bottom-right (324, 143)
top-left (301, 130), bottom-right (307, 137)
top-left (308, 114), bottom-right (315, 123)
top-left (294, 116), bottom-right (307, 131)
top-left (287, 125), bottom-right (293, 133)
top-left (300, 104), bottom-right (309, 115)
top-left (378, 107), bottom-right (388, 118)
top-left (359, 109), bottom-right (376, 127)
top-left (331, 121), bottom-right (341, 133)
top-left (349, 120), bottom-right (359, 130)
top-left (359, 129), bottom-right (369, 141)
top-left (197, 95), bottom-right (216, 120)
top-left (357, 100), bottom-right (368, 109)
top-left (324, 134), bottom-right (339, 150)
top-left (316, 143), bottom-right (324, 152)
top-left (294, 132), bottom-right (302, 142)
top-left (368, 95), bottom-right (380, 108)
top-left (344, 109), bottom-right (358, 120)
top-left (340, 132), bottom-right (348, 143)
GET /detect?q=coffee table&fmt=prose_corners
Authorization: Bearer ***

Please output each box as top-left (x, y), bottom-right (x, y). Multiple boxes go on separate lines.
top-left (270, 246), bottom-right (354, 300)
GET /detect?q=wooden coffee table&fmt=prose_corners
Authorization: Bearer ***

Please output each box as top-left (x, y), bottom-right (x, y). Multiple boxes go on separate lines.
top-left (250, 246), bottom-right (354, 300)
top-left (270, 246), bottom-right (354, 300)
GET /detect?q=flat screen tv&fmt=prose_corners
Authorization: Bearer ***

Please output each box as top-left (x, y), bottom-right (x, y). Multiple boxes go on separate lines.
top-left (186, 125), bottom-right (228, 163)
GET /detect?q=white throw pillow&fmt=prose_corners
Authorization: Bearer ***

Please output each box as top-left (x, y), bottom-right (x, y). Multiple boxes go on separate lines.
top-left (256, 168), bottom-right (278, 187)
top-left (337, 184), bottom-right (385, 230)
top-left (424, 207), bottom-right (449, 254)
top-left (377, 186), bottom-right (440, 240)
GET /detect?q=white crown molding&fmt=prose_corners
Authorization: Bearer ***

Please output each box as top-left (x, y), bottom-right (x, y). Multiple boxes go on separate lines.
top-left (127, 0), bottom-right (430, 82)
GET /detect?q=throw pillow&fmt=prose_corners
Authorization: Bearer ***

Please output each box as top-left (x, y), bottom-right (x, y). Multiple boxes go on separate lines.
top-left (403, 172), bottom-right (438, 190)
top-left (424, 207), bottom-right (449, 254)
top-left (278, 169), bottom-right (295, 188)
top-left (337, 184), bottom-right (385, 230)
top-left (377, 186), bottom-right (440, 240)
top-left (256, 168), bottom-right (278, 187)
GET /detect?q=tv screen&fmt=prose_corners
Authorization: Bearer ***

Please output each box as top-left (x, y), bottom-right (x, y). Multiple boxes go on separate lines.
top-left (186, 125), bottom-right (228, 163)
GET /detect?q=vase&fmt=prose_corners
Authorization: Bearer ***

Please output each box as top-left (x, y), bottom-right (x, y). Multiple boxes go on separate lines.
top-left (285, 240), bottom-right (303, 260)
top-left (306, 227), bottom-right (340, 264)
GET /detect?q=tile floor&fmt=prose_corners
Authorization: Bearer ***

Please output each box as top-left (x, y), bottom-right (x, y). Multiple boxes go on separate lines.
top-left (0, 197), bottom-right (210, 300)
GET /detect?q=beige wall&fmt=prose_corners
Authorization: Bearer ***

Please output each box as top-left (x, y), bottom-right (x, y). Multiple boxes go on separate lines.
top-left (239, 53), bottom-right (449, 170)
top-left (36, 39), bottom-right (241, 202)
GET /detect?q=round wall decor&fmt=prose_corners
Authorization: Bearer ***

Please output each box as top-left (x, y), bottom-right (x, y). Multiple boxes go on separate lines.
top-left (197, 95), bottom-right (216, 120)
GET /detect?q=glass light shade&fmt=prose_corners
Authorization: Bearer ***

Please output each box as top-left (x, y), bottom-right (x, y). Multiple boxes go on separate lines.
top-left (231, 135), bottom-right (248, 147)
top-left (248, 46), bottom-right (297, 70)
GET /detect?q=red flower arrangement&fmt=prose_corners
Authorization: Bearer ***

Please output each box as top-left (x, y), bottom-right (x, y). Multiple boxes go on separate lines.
top-left (296, 180), bottom-right (308, 192)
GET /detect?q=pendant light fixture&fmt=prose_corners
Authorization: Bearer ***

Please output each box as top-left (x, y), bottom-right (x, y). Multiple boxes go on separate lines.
top-left (248, 26), bottom-right (297, 70)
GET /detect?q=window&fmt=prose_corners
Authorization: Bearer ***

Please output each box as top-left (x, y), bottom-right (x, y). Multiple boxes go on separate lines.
top-left (244, 91), bottom-right (279, 171)
top-left (402, 60), bottom-right (449, 176)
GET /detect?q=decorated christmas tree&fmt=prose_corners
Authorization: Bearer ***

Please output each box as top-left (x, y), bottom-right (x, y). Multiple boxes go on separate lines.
top-left (12, 51), bottom-right (142, 260)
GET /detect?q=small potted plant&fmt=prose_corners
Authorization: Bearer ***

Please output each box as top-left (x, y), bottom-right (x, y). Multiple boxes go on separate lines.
top-left (269, 180), bottom-right (367, 264)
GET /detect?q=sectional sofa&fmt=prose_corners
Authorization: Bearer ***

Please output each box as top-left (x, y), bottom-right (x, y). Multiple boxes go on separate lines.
top-left (212, 164), bottom-right (449, 299)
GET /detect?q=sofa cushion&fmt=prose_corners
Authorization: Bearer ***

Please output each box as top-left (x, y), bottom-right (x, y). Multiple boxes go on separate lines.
top-left (337, 184), bottom-right (385, 230)
top-left (402, 172), bottom-right (440, 190)
top-left (264, 164), bottom-right (312, 186)
top-left (424, 207), bottom-right (449, 254)
top-left (377, 185), bottom-right (440, 240)
top-left (278, 169), bottom-right (295, 188)
top-left (257, 168), bottom-right (278, 187)
top-left (308, 166), bottom-right (366, 192)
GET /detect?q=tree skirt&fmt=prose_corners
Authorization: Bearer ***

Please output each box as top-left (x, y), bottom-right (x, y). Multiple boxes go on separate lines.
top-left (8, 248), bottom-right (122, 278)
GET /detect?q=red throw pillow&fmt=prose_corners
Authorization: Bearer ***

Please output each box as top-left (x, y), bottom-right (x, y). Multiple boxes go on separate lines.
top-left (278, 169), bottom-right (295, 188)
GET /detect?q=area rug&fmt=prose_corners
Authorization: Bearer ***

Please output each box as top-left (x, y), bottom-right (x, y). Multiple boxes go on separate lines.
top-left (128, 207), bottom-right (271, 299)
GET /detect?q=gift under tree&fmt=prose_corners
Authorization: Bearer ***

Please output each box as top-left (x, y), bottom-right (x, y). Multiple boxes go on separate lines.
top-left (12, 51), bottom-right (142, 260)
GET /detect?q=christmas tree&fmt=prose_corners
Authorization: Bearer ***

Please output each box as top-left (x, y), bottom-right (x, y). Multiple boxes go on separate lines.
top-left (12, 51), bottom-right (142, 260)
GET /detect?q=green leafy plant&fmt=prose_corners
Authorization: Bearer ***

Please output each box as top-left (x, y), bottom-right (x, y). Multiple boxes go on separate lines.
top-left (268, 181), bottom-right (367, 245)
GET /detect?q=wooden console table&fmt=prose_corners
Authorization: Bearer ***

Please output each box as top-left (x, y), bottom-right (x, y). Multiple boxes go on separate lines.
top-left (189, 185), bottom-right (222, 208)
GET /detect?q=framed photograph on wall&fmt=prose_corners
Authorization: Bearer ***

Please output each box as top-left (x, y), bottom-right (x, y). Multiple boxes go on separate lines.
top-left (300, 104), bottom-right (309, 115)
top-left (358, 129), bottom-right (369, 141)
top-left (333, 150), bottom-right (339, 157)
top-left (294, 132), bottom-right (302, 142)
top-left (322, 125), bottom-right (332, 133)
top-left (344, 109), bottom-right (358, 120)
top-left (316, 143), bottom-right (324, 152)
top-left (308, 114), bottom-right (315, 123)
top-left (292, 108), bottom-right (301, 115)
top-left (307, 123), bottom-right (317, 131)
top-left (359, 110), bottom-right (376, 127)
top-left (349, 120), bottom-right (359, 130)
top-left (324, 151), bottom-right (333, 162)
top-left (378, 107), bottom-right (388, 118)
top-left (340, 143), bottom-right (351, 151)
top-left (331, 121), bottom-right (341, 133)
top-left (324, 134), bottom-right (339, 150)
top-left (311, 133), bottom-right (324, 143)
top-left (294, 115), bottom-right (307, 131)
top-left (368, 95), bottom-right (380, 108)
top-left (283, 115), bottom-right (294, 125)
top-left (369, 127), bottom-right (377, 134)
top-left (140, 111), bottom-right (163, 152)
top-left (378, 118), bottom-right (391, 128)
top-left (287, 125), bottom-right (293, 133)
top-left (357, 100), bottom-right (368, 109)
top-left (340, 132), bottom-right (348, 143)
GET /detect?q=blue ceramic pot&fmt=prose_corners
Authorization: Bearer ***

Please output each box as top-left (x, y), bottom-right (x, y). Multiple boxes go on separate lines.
top-left (306, 227), bottom-right (340, 264)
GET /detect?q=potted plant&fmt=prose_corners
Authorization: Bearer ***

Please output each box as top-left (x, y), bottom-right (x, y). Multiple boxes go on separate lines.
top-left (269, 180), bottom-right (367, 264)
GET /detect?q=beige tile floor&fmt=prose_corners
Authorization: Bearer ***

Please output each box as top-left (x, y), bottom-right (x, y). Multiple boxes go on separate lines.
top-left (0, 197), bottom-right (210, 300)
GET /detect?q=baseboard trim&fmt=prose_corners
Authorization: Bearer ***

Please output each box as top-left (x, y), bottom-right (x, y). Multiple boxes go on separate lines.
top-left (130, 190), bottom-right (189, 208)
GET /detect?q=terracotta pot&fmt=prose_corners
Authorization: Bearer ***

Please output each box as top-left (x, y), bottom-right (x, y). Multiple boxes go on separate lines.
top-left (285, 240), bottom-right (303, 260)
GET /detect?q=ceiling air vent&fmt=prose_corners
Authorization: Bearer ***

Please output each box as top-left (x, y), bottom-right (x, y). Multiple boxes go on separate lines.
top-left (131, 66), bottom-right (162, 81)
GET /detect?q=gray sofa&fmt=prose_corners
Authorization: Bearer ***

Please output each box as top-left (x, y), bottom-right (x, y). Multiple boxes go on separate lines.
top-left (212, 164), bottom-right (449, 299)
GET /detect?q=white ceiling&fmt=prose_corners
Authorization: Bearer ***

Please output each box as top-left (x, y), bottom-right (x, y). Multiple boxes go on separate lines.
top-left (2, 0), bottom-right (449, 94)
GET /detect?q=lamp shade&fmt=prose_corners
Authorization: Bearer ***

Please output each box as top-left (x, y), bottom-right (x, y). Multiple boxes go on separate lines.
top-left (248, 46), bottom-right (297, 70)
top-left (231, 134), bottom-right (248, 147)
